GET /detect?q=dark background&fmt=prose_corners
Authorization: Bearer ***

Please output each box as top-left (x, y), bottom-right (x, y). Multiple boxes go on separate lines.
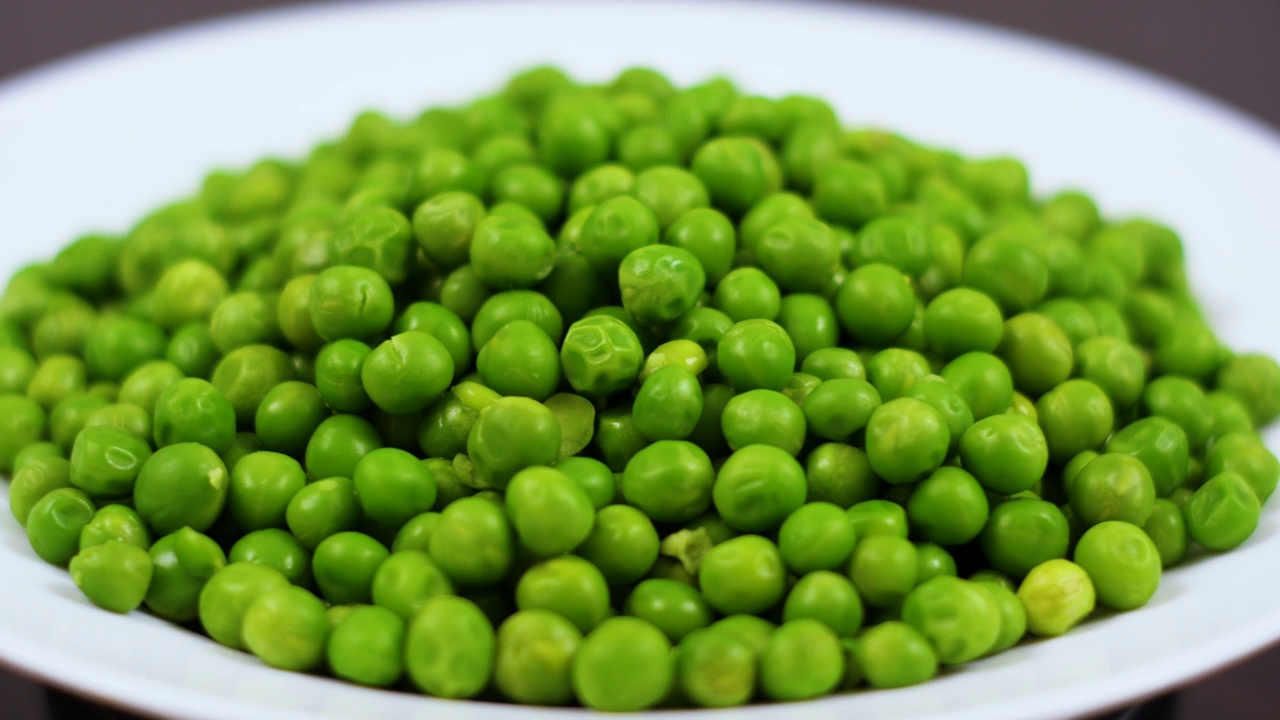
top-left (1, 1), bottom-right (1278, 719)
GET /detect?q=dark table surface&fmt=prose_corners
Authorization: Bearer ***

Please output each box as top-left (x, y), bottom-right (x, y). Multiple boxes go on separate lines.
top-left (2, 2), bottom-right (1279, 719)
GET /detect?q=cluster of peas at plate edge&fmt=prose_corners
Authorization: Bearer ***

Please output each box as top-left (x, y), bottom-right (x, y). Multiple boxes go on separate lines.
top-left (4, 65), bottom-right (1280, 711)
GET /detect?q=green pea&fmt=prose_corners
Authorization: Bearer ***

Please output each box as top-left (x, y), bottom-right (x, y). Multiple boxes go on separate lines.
top-left (9, 455), bottom-right (72, 527)
top-left (144, 528), bottom-right (226, 622)
top-left (241, 586), bottom-right (329, 671)
top-left (924, 288), bottom-right (1004, 359)
top-left (229, 528), bottom-right (310, 587)
top-left (902, 576), bottom-right (1001, 664)
top-left (1073, 521), bottom-right (1161, 610)
top-left (1217, 353), bottom-right (1280, 426)
top-left (812, 159), bottom-right (886, 227)
top-left (253, 381), bottom-right (328, 458)
top-left (309, 265), bottom-right (394, 342)
top-left (328, 605), bottom-right (405, 688)
top-left (516, 554), bottom-right (611, 633)
top-left (1075, 336), bottom-right (1146, 412)
top-left (980, 498), bottom-right (1070, 578)
top-left (370, 550), bottom-right (453, 621)
top-left (286, 476), bottom-right (359, 550)
top-left (559, 315), bottom-right (643, 397)
top-left (617, 441), bottom-right (713, 526)
top-left (1143, 498), bottom-right (1189, 567)
top-left (198, 562), bottom-right (290, 649)
top-left (1141, 376), bottom-right (1212, 451)
top-left (70, 541), bottom-right (154, 614)
top-left (963, 234), bottom-right (1048, 313)
top-left (781, 570), bottom-right (863, 639)
top-left (429, 496), bottom-right (514, 587)
top-left (312, 531), bottom-right (389, 604)
top-left (908, 466), bottom-right (990, 546)
top-left (699, 535), bottom-right (786, 615)
top-left (835, 263), bottom-right (915, 347)
top-left (678, 628), bottom-right (756, 708)
top-left (624, 578), bottom-right (713, 643)
top-left (805, 443), bottom-right (880, 508)
top-left (664, 208), bottom-right (735, 284)
top-left (573, 616), bottom-right (674, 712)
top-left (494, 609), bottom-right (582, 705)
top-left (863, 397), bottom-right (949, 485)
top-left (716, 319), bottom-right (794, 392)
top-left (1183, 470), bottom-right (1261, 551)
top-left (848, 534), bottom-right (918, 608)
top-left (1207, 433), bottom-right (1280, 502)
top-left (856, 621), bottom-right (938, 689)
top-left (759, 619), bottom-right (844, 701)
top-left (998, 313), bottom-right (1074, 396)
top-left (362, 331), bottom-right (454, 414)
top-left (26, 487), bottom-right (96, 565)
top-left (1069, 453), bottom-right (1156, 527)
top-left (1017, 559), bottom-right (1095, 636)
top-left (304, 414), bottom-right (382, 481)
top-left (405, 595), bottom-right (495, 699)
top-left (712, 445), bottom-right (806, 532)
top-left (133, 443), bottom-right (228, 535)
top-left (1104, 417), bottom-right (1189, 497)
top-left (210, 344), bottom-right (296, 424)
top-left (692, 137), bottom-right (781, 217)
top-left (504, 465), bottom-right (595, 556)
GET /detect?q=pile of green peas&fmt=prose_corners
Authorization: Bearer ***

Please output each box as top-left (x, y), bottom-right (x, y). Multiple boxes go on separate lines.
top-left (4, 64), bottom-right (1280, 711)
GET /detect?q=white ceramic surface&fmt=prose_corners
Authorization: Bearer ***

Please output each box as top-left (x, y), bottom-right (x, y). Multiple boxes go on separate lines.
top-left (2, 2), bottom-right (1280, 719)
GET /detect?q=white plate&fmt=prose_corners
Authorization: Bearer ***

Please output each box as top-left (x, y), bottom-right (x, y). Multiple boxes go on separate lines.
top-left (2, 2), bottom-right (1280, 719)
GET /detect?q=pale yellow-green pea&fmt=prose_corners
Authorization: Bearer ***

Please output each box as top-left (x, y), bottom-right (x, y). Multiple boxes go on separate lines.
top-left (639, 339), bottom-right (708, 381)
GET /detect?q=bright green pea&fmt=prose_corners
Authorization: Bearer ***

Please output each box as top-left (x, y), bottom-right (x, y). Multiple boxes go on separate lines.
top-left (516, 554), bottom-right (611, 633)
top-left (962, 233), bottom-right (1048, 314)
top-left (253, 381), bottom-right (328, 458)
top-left (429, 496), bottom-right (514, 587)
top-left (835, 263), bottom-right (915, 347)
top-left (1069, 453), bottom-right (1156, 527)
top-left (362, 331), bottom-right (454, 414)
top-left (1035, 379), bottom-right (1114, 463)
top-left (144, 528), bottom-right (226, 622)
top-left (924, 288), bottom-right (1004, 359)
top-left (152, 378), bottom-right (236, 453)
top-left (624, 578), bottom-right (713, 643)
top-left (848, 534), bottom-right (918, 609)
top-left (1105, 417), bottom-right (1190, 497)
top-left (315, 339), bottom-right (372, 413)
top-left (1075, 336), bottom-right (1146, 412)
top-left (664, 208), bottom-right (734, 284)
top-left (713, 445), bottom-right (806, 532)
top-left (370, 550), bottom-right (454, 621)
top-left (328, 605), bottom-right (406, 688)
top-left (467, 396), bottom-right (560, 490)
top-left (9, 455), bottom-right (72, 527)
top-left (26, 487), bottom-right (96, 565)
top-left (805, 443), bottom-right (880, 508)
top-left (133, 443), bottom-right (228, 535)
top-left (494, 609), bottom-right (582, 705)
top-left (210, 344), bottom-right (296, 424)
top-left (699, 534), bottom-right (786, 615)
top-left (980, 498), bottom-right (1070, 578)
top-left (1017, 559), bottom-right (1095, 636)
top-left (692, 136), bottom-right (781, 217)
top-left (778, 502), bottom-right (856, 574)
top-left (66, 424), bottom-right (151, 500)
top-left (304, 414), bottom-right (382, 481)
top-left (716, 319), bottom-right (794, 392)
top-left (759, 619), bottom-right (844, 701)
top-left (1217, 353), bottom-right (1280, 426)
top-left (1142, 376), bottom-right (1212, 451)
top-left (198, 562), bottom-right (290, 649)
top-left (312, 531), bottom-right (389, 605)
top-left (1183, 470), bottom-right (1261, 551)
top-left (999, 313), bottom-right (1074, 396)
top-left (902, 576), bottom-right (1001, 664)
top-left (621, 440), bottom-right (715, 524)
top-left (812, 159), bottom-right (885, 227)
top-left (78, 503), bottom-right (150, 552)
top-left (309, 265), bottom-right (394, 342)
top-left (242, 586), bottom-right (330, 671)
top-left (286, 476), bottom-right (359, 550)
top-left (229, 528), bottom-right (310, 587)
top-left (864, 397), bottom-right (949, 485)
top-left (1143, 498), bottom-right (1189, 567)
top-left (856, 621), bottom-right (938, 689)
top-left (678, 628), bottom-right (755, 708)
top-left (1073, 521), bottom-right (1161, 610)
top-left (1207, 433), bottom-right (1280, 502)
top-left (559, 315), bottom-right (644, 397)
top-left (405, 595), bottom-right (495, 699)
top-left (572, 616), bottom-right (673, 712)
top-left (958, 413), bottom-right (1048, 495)
top-left (505, 465), bottom-right (595, 556)
top-left (118, 360), bottom-right (183, 416)
top-left (70, 541), bottom-right (153, 613)
top-left (908, 467), bottom-right (990, 546)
